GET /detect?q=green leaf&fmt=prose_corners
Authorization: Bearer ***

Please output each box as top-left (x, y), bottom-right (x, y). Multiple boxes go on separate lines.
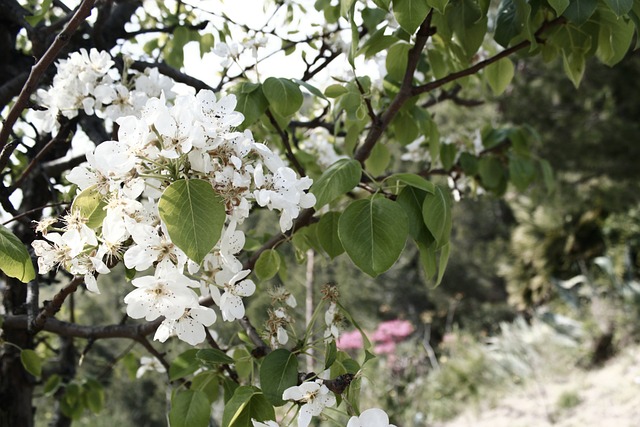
top-left (595, 6), bottom-right (634, 66)
top-left (0, 224), bottom-right (35, 283)
top-left (478, 156), bottom-right (506, 189)
top-left (364, 142), bottom-right (391, 176)
top-left (325, 341), bottom-right (338, 369)
top-left (169, 349), bottom-right (200, 381)
top-left (604, 0), bottom-right (633, 15)
top-left (20, 349), bottom-right (42, 377)
top-left (255, 249), bottom-right (281, 281)
top-left (338, 196), bottom-right (409, 277)
top-left (548, 0), bottom-right (570, 15)
top-left (386, 41), bottom-right (411, 81)
top-left (259, 349), bottom-right (299, 407)
top-left (235, 83), bottom-right (269, 129)
top-left (428, 0), bottom-right (450, 14)
top-left (422, 186), bottom-right (452, 247)
top-left (233, 347), bottom-right (253, 380)
top-left (494, 0), bottom-right (532, 47)
top-left (325, 84), bottom-right (349, 98)
top-left (385, 173), bottom-right (436, 194)
top-left (393, 0), bottom-right (430, 34)
top-left (292, 79), bottom-right (328, 100)
top-left (71, 185), bottom-right (107, 229)
top-left (440, 143), bottom-right (457, 171)
top-left (196, 348), bottom-right (235, 366)
top-left (158, 179), bottom-right (226, 264)
top-left (397, 186), bottom-right (429, 237)
top-left (222, 386), bottom-right (275, 427)
top-left (44, 374), bottom-right (62, 396)
top-left (262, 77), bottom-right (303, 117)
top-left (169, 390), bottom-right (211, 427)
top-left (435, 242), bottom-right (451, 286)
top-left (418, 240), bottom-right (437, 280)
top-left (310, 159), bottom-right (362, 208)
top-left (485, 57), bottom-right (515, 96)
top-left (563, 0), bottom-right (598, 25)
top-left (509, 154), bottom-right (536, 191)
top-left (25, 0), bottom-right (53, 26)
top-left (166, 26), bottom-right (190, 68)
top-left (191, 371), bottom-right (220, 403)
top-left (84, 380), bottom-right (105, 414)
top-left (199, 33), bottom-right (215, 57)
top-left (540, 159), bottom-right (555, 192)
top-left (317, 212), bottom-right (345, 259)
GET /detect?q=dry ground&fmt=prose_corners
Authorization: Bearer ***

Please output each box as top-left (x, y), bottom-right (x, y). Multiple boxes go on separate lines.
top-left (436, 345), bottom-right (640, 427)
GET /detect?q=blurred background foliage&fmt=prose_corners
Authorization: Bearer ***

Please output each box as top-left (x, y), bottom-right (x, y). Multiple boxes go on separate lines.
top-left (34, 50), bottom-right (640, 426)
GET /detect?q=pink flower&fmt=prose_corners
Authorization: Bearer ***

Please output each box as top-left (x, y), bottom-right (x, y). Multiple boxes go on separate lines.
top-left (337, 330), bottom-right (364, 350)
top-left (371, 320), bottom-right (414, 343)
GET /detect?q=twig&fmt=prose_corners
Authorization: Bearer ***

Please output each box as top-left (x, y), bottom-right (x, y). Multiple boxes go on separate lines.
top-left (354, 12), bottom-right (434, 164)
top-left (30, 276), bottom-right (84, 332)
top-left (412, 17), bottom-right (565, 96)
top-left (265, 109), bottom-right (305, 176)
top-left (0, 0), bottom-right (97, 172)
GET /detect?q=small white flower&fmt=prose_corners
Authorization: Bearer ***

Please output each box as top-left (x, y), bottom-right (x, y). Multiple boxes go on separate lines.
top-left (215, 269), bottom-right (256, 321)
top-left (136, 356), bottom-right (166, 378)
top-left (124, 273), bottom-right (199, 321)
top-left (347, 408), bottom-right (397, 427)
top-left (154, 305), bottom-right (217, 345)
top-left (282, 380), bottom-right (336, 427)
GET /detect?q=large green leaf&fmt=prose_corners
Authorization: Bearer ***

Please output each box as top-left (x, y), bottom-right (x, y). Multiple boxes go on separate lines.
top-left (385, 41), bottom-right (411, 82)
top-left (310, 159), bottom-right (362, 208)
top-left (191, 371), bottom-right (220, 403)
top-left (255, 249), bottom-right (281, 281)
top-left (422, 186), bottom-right (452, 247)
top-left (235, 83), bottom-right (269, 129)
top-left (338, 196), bottom-right (408, 277)
top-left (20, 349), bottom-right (42, 377)
top-left (494, 0), bottom-right (532, 47)
top-left (259, 349), bottom-right (299, 406)
top-left (317, 211), bottom-right (345, 259)
top-left (563, 0), bottom-right (598, 25)
top-left (71, 185), bottom-right (107, 229)
top-left (485, 57), bottom-right (515, 96)
top-left (0, 224), bottom-right (35, 283)
top-left (158, 179), bottom-right (225, 264)
top-left (603, 0), bottom-right (633, 15)
top-left (197, 348), bottom-right (235, 366)
top-left (169, 390), bottom-right (210, 427)
top-left (222, 386), bottom-right (275, 427)
top-left (384, 173), bottom-right (436, 194)
top-left (262, 77), bottom-right (303, 117)
top-left (393, 0), bottom-right (430, 34)
top-left (169, 349), bottom-right (200, 381)
top-left (595, 6), bottom-right (634, 66)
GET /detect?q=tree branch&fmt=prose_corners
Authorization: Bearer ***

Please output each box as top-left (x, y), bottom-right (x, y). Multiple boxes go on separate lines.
top-left (265, 109), bottom-right (305, 176)
top-left (354, 12), bottom-right (434, 164)
top-left (130, 60), bottom-right (214, 92)
top-left (0, 0), bottom-right (97, 172)
top-left (412, 17), bottom-right (565, 96)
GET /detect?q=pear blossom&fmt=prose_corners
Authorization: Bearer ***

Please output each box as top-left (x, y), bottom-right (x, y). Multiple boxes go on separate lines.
top-left (124, 273), bottom-right (199, 321)
top-left (213, 268), bottom-right (256, 321)
top-left (282, 380), bottom-right (336, 427)
top-left (347, 408), bottom-right (397, 427)
top-left (136, 356), bottom-right (166, 378)
top-left (124, 223), bottom-right (188, 274)
top-left (154, 305), bottom-right (217, 345)
top-left (32, 230), bottom-right (85, 274)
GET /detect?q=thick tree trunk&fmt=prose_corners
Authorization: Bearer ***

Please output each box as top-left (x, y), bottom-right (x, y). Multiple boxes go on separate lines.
top-left (1, 279), bottom-right (35, 427)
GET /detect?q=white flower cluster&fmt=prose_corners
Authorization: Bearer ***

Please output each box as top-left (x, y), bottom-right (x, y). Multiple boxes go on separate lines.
top-left (34, 48), bottom-right (175, 131)
top-left (32, 49), bottom-right (315, 346)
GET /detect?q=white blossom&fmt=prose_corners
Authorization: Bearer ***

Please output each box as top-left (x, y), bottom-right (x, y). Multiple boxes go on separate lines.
top-left (347, 408), bottom-right (397, 427)
top-left (282, 380), bottom-right (336, 427)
